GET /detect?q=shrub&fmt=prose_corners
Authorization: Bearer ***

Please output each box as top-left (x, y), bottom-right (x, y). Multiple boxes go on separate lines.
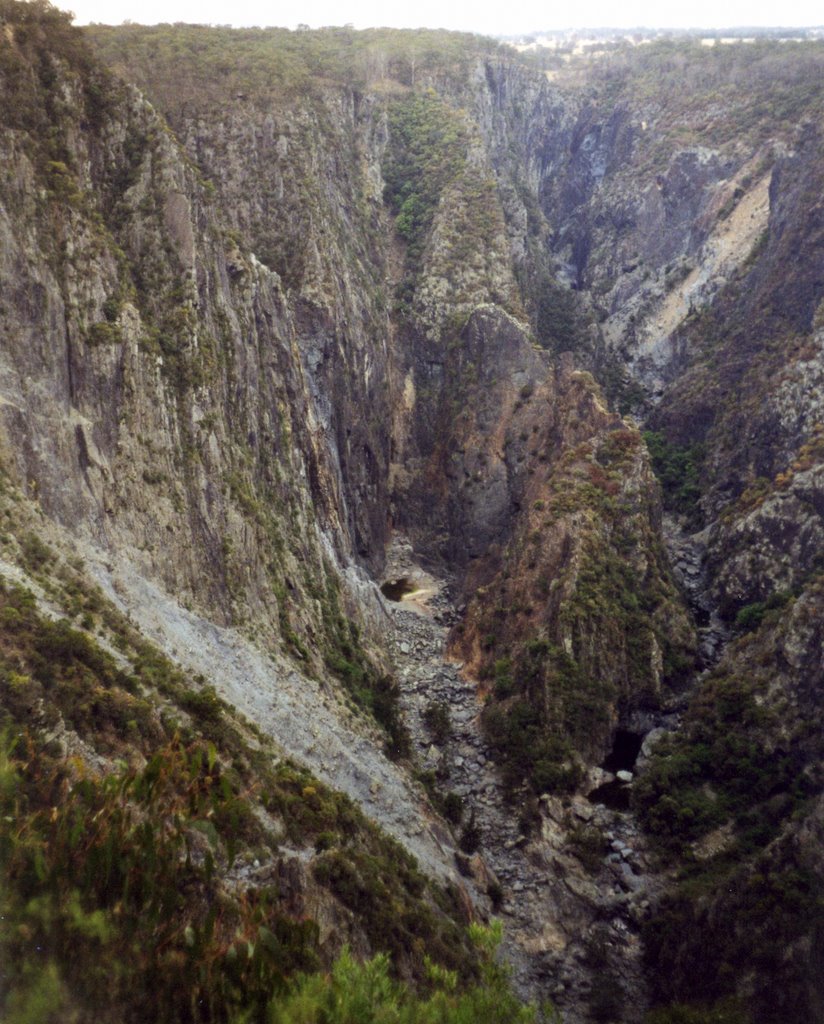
top-left (423, 700), bottom-right (452, 745)
top-left (642, 430), bottom-right (705, 525)
top-left (568, 824), bottom-right (608, 872)
top-left (268, 923), bottom-right (540, 1024)
top-left (20, 533), bottom-right (53, 572)
top-left (442, 791), bottom-right (464, 826)
top-left (0, 732), bottom-right (319, 1024)
top-left (179, 685), bottom-right (224, 724)
top-left (87, 322), bottom-right (122, 346)
top-left (458, 809), bottom-right (481, 854)
top-left (733, 591), bottom-right (791, 632)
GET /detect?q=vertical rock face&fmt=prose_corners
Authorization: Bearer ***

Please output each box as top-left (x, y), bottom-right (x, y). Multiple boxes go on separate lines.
top-left (449, 356), bottom-right (694, 777)
top-left (3, 9), bottom-right (824, 1022)
top-left (0, 11), bottom-right (396, 670)
top-left (639, 132), bottom-right (824, 633)
top-left (175, 90), bottom-right (400, 573)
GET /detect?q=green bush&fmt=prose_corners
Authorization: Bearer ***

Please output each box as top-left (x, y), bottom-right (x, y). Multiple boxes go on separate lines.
top-left (423, 700), bottom-right (452, 744)
top-left (19, 533), bottom-right (53, 572)
top-left (179, 684), bottom-right (225, 724)
top-left (733, 591), bottom-right (791, 632)
top-left (642, 431), bottom-right (705, 525)
top-left (568, 824), bottom-right (608, 872)
top-left (268, 923), bottom-right (540, 1024)
top-left (86, 322), bottom-right (122, 346)
top-left (646, 998), bottom-right (750, 1023)
top-left (0, 732), bottom-right (319, 1024)
top-left (482, 691), bottom-right (582, 800)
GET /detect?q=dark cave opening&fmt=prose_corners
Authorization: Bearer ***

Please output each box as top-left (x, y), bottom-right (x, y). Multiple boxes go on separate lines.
top-left (588, 779), bottom-right (631, 810)
top-left (380, 577), bottom-right (415, 602)
top-left (588, 730), bottom-right (645, 810)
top-left (602, 729), bottom-right (644, 773)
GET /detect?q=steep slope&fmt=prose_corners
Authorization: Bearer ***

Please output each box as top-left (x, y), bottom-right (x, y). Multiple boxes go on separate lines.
top-left (630, 115), bottom-right (824, 1024)
top-left (522, 37), bottom-right (824, 1024)
top-left (79, 21), bottom-right (696, 813)
top-left (0, 11), bottom-right (496, 1019)
top-left (0, 473), bottom-right (493, 1022)
top-left (0, 2), bottom-right (417, 761)
top-left (635, 574), bottom-right (824, 1022)
top-left (3, 6), bottom-right (824, 1023)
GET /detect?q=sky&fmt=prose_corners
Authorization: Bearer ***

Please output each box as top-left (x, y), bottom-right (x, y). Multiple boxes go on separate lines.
top-left (58, 0), bottom-right (823, 34)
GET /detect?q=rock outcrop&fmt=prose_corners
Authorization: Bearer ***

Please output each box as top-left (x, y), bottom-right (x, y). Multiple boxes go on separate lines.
top-left (2, 9), bottom-right (824, 1023)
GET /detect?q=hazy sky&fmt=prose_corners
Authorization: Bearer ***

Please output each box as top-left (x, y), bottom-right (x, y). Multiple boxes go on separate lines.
top-left (59, 0), bottom-right (823, 34)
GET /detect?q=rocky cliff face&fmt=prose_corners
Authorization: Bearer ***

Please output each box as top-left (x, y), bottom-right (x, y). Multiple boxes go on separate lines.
top-left (0, 13), bottom-right (334, 638)
top-left (2, 8), bottom-right (824, 1024)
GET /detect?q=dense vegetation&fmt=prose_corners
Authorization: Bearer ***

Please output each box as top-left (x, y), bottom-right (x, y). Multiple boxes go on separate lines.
top-left (0, 469), bottom-right (500, 1021)
top-left (470, 425), bottom-right (694, 801)
top-left (3, 6), bottom-right (824, 1022)
top-left (264, 926), bottom-right (541, 1024)
top-left (642, 431), bottom-right (704, 526)
top-left (633, 577), bottom-right (824, 1022)
top-left (86, 21), bottom-right (505, 115)
top-left (383, 92), bottom-right (469, 306)
top-left (0, 0), bottom-right (116, 136)
top-left (534, 276), bottom-right (594, 355)
top-left (556, 36), bottom-right (824, 167)
top-left (2, 727), bottom-right (317, 1023)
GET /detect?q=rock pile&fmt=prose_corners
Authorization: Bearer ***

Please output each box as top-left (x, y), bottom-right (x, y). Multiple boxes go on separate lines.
top-left (385, 569), bottom-right (663, 1024)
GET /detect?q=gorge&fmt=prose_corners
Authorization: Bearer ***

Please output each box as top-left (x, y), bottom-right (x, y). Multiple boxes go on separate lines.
top-left (1, 5), bottom-right (823, 1022)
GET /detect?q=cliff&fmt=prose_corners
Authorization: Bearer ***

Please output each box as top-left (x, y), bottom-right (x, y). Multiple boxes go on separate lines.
top-left (2, 6), bottom-right (824, 1023)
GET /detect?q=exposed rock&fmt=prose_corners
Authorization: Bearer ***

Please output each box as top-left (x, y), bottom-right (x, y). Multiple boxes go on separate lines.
top-left (386, 545), bottom-right (659, 1021)
top-left (2, 15), bottom-right (823, 1024)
